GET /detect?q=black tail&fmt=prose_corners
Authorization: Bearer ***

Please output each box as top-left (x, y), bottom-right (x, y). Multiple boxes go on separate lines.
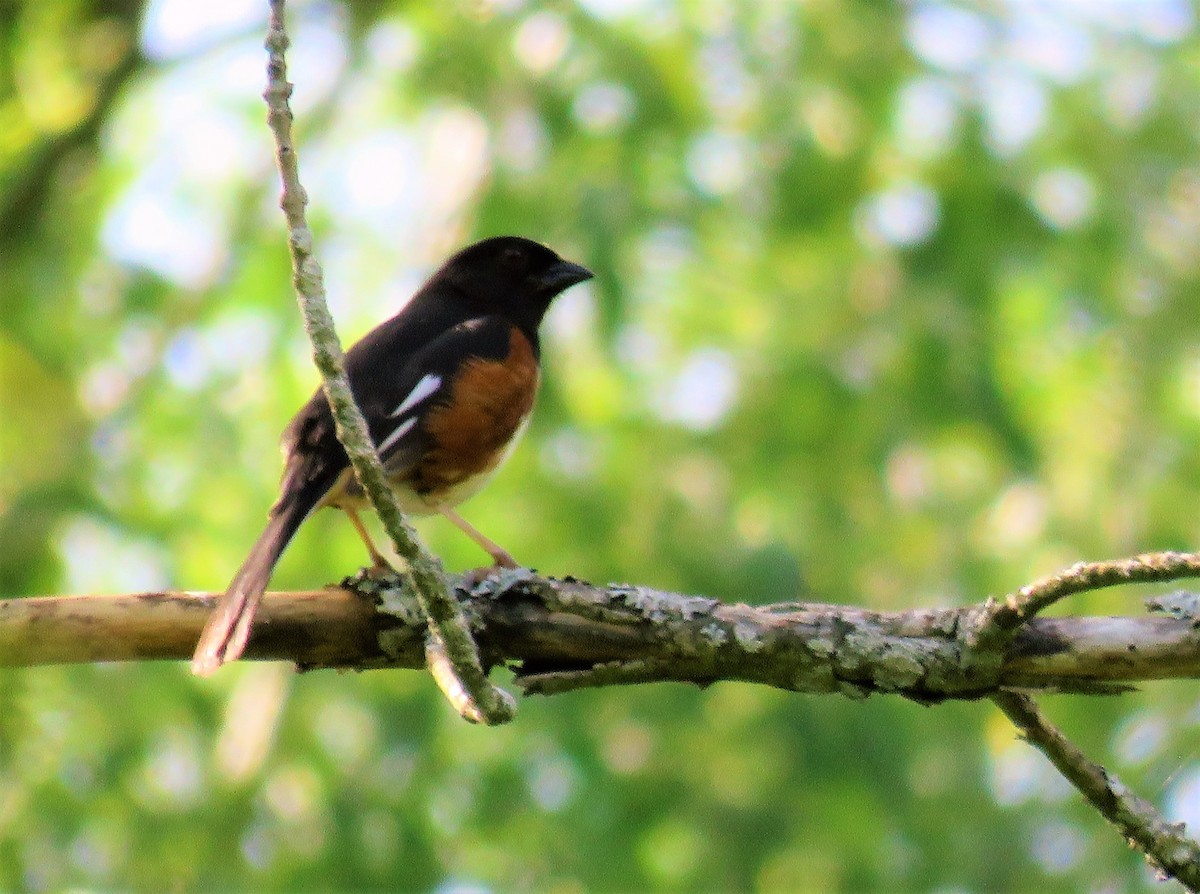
top-left (191, 499), bottom-right (310, 676)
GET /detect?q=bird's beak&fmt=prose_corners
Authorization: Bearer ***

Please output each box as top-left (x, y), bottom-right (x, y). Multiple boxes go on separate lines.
top-left (536, 259), bottom-right (594, 295)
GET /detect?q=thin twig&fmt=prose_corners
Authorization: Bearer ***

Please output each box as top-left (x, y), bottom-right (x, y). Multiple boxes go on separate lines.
top-left (971, 552), bottom-right (1200, 655)
top-left (260, 0), bottom-right (512, 724)
top-left (1004, 552), bottom-right (1200, 623)
top-left (993, 690), bottom-right (1200, 891)
top-left (425, 631), bottom-right (517, 723)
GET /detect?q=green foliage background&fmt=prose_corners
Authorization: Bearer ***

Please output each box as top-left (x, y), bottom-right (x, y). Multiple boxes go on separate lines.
top-left (2, 0), bottom-right (1200, 890)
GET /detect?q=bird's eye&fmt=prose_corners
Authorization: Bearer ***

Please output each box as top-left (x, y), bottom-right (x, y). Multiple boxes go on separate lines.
top-left (501, 246), bottom-right (527, 271)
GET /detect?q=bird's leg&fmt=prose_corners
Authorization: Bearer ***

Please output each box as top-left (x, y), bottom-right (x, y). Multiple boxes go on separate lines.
top-left (439, 507), bottom-right (520, 577)
top-left (342, 506), bottom-right (394, 572)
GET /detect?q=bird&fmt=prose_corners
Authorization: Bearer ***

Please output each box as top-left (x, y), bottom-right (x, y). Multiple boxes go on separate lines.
top-left (191, 236), bottom-right (593, 676)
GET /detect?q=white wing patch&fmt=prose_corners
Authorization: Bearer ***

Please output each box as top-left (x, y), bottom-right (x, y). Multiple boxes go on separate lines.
top-left (377, 373), bottom-right (442, 457)
top-left (390, 373), bottom-right (441, 418)
top-left (377, 416), bottom-right (417, 455)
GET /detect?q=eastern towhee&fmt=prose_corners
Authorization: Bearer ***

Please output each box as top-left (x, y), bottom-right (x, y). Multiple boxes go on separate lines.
top-left (192, 236), bottom-right (592, 675)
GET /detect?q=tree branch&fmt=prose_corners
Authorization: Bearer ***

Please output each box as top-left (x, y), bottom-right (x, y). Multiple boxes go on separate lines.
top-left (979, 552), bottom-right (1200, 640)
top-left (993, 691), bottom-right (1200, 891)
top-left (6, 567), bottom-right (1200, 697)
top-left (12, 555), bottom-right (1200, 882)
top-left (259, 0), bottom-right (511, 724)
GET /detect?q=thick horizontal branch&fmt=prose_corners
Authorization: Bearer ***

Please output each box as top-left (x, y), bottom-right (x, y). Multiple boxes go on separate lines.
top-left (4, 572), bottom-right (1200, 699)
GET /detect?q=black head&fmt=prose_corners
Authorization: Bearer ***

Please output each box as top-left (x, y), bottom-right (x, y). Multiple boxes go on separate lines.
top-left (433, 236), bottom-right (593, 333)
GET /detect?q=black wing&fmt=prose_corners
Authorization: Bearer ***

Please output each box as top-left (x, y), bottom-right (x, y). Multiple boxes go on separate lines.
top-left (271, 313), bottom-right (522, 517)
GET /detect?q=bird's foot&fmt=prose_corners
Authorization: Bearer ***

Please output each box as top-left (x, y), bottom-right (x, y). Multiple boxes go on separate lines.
top-left (342, 559), bottom-right (403, 593)
top-left (366, 545), bottom-right (398, 575)
top-left (463, 551), bottom-right (521, 588)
